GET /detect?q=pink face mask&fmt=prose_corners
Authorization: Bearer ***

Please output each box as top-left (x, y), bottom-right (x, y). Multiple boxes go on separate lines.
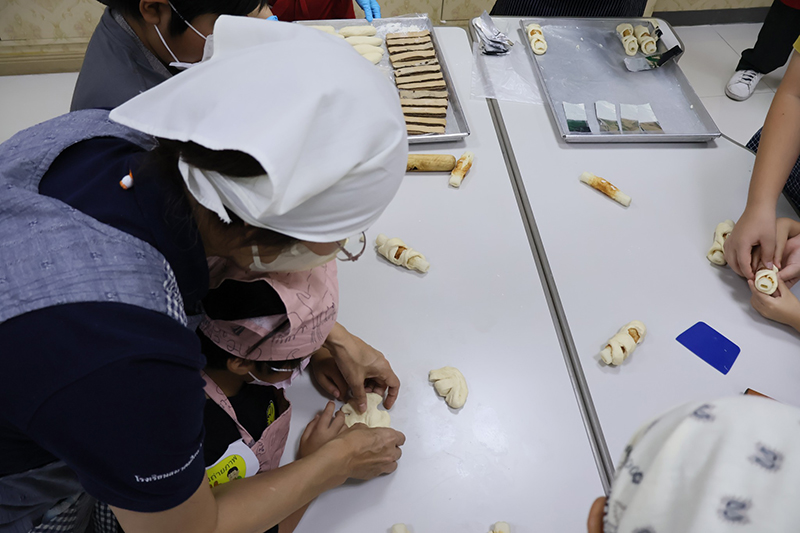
top-left (247, 357), bottom-right (311, 389)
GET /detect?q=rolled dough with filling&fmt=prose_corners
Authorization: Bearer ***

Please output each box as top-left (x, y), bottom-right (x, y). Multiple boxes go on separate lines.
top-left (530, 36), bottom-right (547, 55)
top-left (341, 392), bottom-right (391, 428)
top-left (616, 23), bottom-right (633, 37)
top-left (405, 116), bottom-right (447, 127)
top-left (375, 234), bottom-right (430, 272)
top-left (309, 25), bottom-right (336, 33)
top-left (600, 320), bottom-right (647, 366)
top-left (403, 107), bottom-right (446, 118)
top-left (362, 52), bottom-right (382, 64)
top-left (579, 171), bottom-right (631, 207)
top-left (401, 98), bottom-right (448, 107)
top-left (391, 525), bottom-right (410, 533)
top-left (353, 44), bottom-right (384, 56)
top-left (387, 30), bottom-right (430, 40)
top-left (622, 34), bottom-right (638, 55)
top-left (491, 522), bottom-right (511, 533)
top-left (755, 266), bottom-right (779, 295)
top-left (395, 64), bottom-right (441, 77)
top-left (639, 35), bottom-right (657, 54)
top-left (391, 58), bottom-right (439, 68)
top-left (345, 35), bottom-right (383, 46)
top-left (387, 37), bottom-right (431, 46)
top-left (391, 50), bottom-right (436, 63)
top-left (429, 366), bottom-right (468, 409)
top-left (396, 73), bottom-right (443, 85)
top-left (449, 151), bottom-right (474, 188)
top-left (633, 25), bottom-right (651, 40)
top-left (388, 43), bottom-right (434, 53)
top-left (396, 80), bottom-right (446, 90)
top-left (339, 25), bottom-right (377, 37)
top-left (526, 23), bottom-right (543, 38)
top-left (706, 219), bottom-right (735, 266)
top-left (399, 89), bottom-right (448, 99)
top-left (407, 124), bottom-right (446, 134)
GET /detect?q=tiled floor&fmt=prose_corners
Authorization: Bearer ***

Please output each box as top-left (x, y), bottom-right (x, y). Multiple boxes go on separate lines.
top-left (0, 23), bottom-right (788, 146)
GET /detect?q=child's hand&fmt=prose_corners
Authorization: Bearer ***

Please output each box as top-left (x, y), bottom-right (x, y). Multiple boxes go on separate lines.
top-left (298, 401), bottom-right (345, 459)
top-left (749, 277), bottom-right (800, 330)
top-left (310, 348), bottom-right (349, 401)
top-left (778, 230), bottom-right (800, 287)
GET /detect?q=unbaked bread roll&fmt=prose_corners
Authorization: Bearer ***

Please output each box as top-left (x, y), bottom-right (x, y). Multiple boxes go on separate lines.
top-left (353, 43), bottom-right (384, 56)
top-left (391, 525), bottom-right (410, 533)
top-left (309, 25), bottom-right (336, 33)
top-left (339, 25), bottom-right (377, 37)
top-left (341, 392), bottom-right (391, 428)
top-left (755, 266), bottom-right (779, 295)
top-left (490, 522), bottom-right (510, 533)
top-left (375, 234), bottom-right (430, 273)
top-left (600, 321), bottom-right (646, 366)
top-left (429, 366), bottom-right (468, 409)
top-left (622, 34), bottom-right (638, 55)
top-left (706, 219), bottom-right (735, 266)
top-left (345, 36), bottom-right (383, 46)
top-left (530, 36), bottom-right (547, 55)
top-left (449, 151), bottom-right (474, 188)
top-left (639, 35), bottom-right (657, 54)
top-left (633, 25), bottom-right (651, 40)
top-left (579, 172), bottom-right (631, 206)
top-left (616, 23), bottom-right (633, 37)
top-left (362, 52), bottom-right (382, 64)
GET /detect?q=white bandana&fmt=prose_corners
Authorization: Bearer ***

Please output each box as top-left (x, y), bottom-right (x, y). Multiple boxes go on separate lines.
top-left (110, 16), bottom-right (407, 242)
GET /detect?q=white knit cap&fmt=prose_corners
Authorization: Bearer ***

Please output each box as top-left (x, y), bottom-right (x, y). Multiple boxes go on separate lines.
top-left (110, 16), bottom-right (407, 242)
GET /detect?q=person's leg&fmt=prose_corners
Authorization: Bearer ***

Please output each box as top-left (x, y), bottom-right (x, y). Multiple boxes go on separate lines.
top-left (738, 0), bottom-right (800, 74)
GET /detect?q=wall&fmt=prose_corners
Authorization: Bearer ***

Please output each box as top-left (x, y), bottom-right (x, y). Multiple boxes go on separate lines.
top-left (655, 0), bottom-right (771, 10)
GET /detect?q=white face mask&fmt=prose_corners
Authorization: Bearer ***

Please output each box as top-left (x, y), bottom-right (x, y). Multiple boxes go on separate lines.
top-left (248, 357), bottom-right (310, 389)
top-left (153, 9), bottom-right (214, 70)
top-left (249, 243), bottom-right (337, 273)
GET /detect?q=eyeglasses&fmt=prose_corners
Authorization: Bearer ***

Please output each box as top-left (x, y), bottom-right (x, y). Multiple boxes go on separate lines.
top-left (336, 232), bottom-right (367, 262)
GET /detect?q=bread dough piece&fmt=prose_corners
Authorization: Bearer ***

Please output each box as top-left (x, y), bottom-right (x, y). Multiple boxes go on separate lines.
top-left (388, 43), bottom-right (434, 53)
top-left (341, 392), bottom-right (391, 428)
top-left (530, 36), bottom-right (547, 55)
top-left (406, 154), bottom-right (456, 172)
top-left (403, 107), bottom-right (446, 118)
top-left (391, 525), bottom-right (410, 533)
top-left (396, 80), bottom-right (446, 90)
top-left (490, 522), bottom-right (510, 533)
top-left (633, 25), bottom-right (651, 40)
top-left (405, 116), bottom-right (447, 127)
top-left (345, 35), bottom-right (383, 46)
top-left (407, 124), bottom-right (446, 135)
top-left (387, 30), bottom-right (430, 40)
top-left (706, 219), bottom-right (734, 266)
top-left (449, 151), bottom-right (474, 188)
top-left (401, 98), bottom-right (448, 108)
top-left (526, 23), bottom-right (543, 39)
top-left (386, 36), bottom-right (431, 46)
top-left (579, 172), bottom-right (631, 207)
top-left (339, 25), bottom-right (377, 37)
top-left (639, 35), bottom-right (657, 54)
top-left (375, 234), bottom-right (430, 272)
top-left (622, 34), bottom-right (638, 55)
top-left (600, 320), bottom-right (647, 366)
top-left (429, 366), bottom-right (468, 409)
top-left (390, 50), bottom-right (436, 63)
top-left (353, 44), bottom-right (384, 56)
top-left (755, 266), bottom-right (779, 295)
top-left (396, 72), bottom-right (443, 85)
top-left (309, 25), bottom-right (336, 33)
top-left (391, 58), bottom-right (439, 68)
top-left (395, 64), bottom-right (441, 77)
top-left (399, 89), bottom-right (448, 100)
top-left (616, 23), bottom-right (633, 37)
top-left (362, 52), bottom-right (382, 64)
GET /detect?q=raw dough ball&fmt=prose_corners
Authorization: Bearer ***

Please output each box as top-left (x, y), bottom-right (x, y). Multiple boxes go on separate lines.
top-left (622, 34), bottom-right (638, 55)
top-left (600, 320), bottom-right (646, 366)
top-left (706, 219), bottom-right (734, 266)
top-left (339, 25), bottom-right (377, 37)
top-left (616, 23), bottom-right (633, 37)
top-left (429, 366), bottom-right (468, 409)
top-left (341, 392), bottom-right (391, 428)
top-left (362, 52), bottom-right (382, 64)
top-left (490, 522), bottom-right (510, 533)
top-left (346, 36), bottom-right (383, 46)
top-left (353, 44), bottom-right (384, 56)
top-left (375, 234), bottom-right (430, 273)
top-left (755, 266), bottom-right (779, 295)
top-left (391, 525), bottom-right (410, 533)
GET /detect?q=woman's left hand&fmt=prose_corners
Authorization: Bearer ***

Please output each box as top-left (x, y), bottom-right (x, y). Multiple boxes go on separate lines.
top-left (324, 323), bottom-right (400, 414)
top-left (310, 347), bottom-right (349, 401)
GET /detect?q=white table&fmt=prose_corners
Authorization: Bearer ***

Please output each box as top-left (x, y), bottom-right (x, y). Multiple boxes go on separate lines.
top-left (283, 27), bottom-right (604, 533)
top-left (489, 17), bottom-right (800, 480)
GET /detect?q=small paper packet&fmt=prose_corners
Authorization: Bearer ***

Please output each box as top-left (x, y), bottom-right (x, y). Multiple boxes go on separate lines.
top-left (595, 101), bottom-right (620, 133)
top-left (563, 102), bottom-right (590, 133)
top-left (619, 104), bottom-right (640, 133)
top-left (638, 103), bottom-right (663, 133)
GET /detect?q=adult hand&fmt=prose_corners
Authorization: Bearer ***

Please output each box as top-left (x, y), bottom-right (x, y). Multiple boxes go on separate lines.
top-left (776, 221), bottom-right (800, 287)
top-left (749, 277), bottom-right (800, 330)
top-left (328, 425), bottom-right (405, 479)
top-left (324, 323), bottom-right (400, 413)
top-left (355, 0), bottom-right (381, 22)
top-left (309, 348), bottom-right (349, 401)
top-left (724, 207), bottom-right (776, 279)
top-left (298, 401), bottom-right (346, 459)
top-left (587, 497), bottom-right (605, 533)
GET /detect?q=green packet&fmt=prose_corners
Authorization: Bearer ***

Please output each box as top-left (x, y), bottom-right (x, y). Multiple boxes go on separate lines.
top-left (563, 102), bottom-right (591, 133)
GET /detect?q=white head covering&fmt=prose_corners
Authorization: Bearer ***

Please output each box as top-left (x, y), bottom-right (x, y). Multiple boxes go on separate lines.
top-left (110, 16), bottom-right (407, 242)
top-left (604, 395), bottom-right (800, 532)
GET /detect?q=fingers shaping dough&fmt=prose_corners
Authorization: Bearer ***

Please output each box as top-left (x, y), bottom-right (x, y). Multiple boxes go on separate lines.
top-left (449, 151), bottom-right (474, 188)
top-left (341, 392), bottom-right (391, 428)
top-left (339, 25), bottom-right (377, 37)
top-left (376, 234), bottom-right (430, 273)
top-left (490, 522), bottom-right (511, 533)
top-left (600, 321), bottom-right (647, 366)
top-left (391, 525), bottom-right (410, 533)
top-left (755, 266), bottom-right (779, 295)
top-left (706, 219), bottom-right (735, 266)
top-left (579, 172), bottom-right (631, 206)
top-left (429, 366), bottom-right (468, 409)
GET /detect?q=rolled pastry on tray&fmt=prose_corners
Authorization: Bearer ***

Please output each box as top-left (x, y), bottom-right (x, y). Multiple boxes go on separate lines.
top-left (530, 36), bottom-right (547, 55)
top-left (633, 25), bottom-right (651, 40)
top-left (755, 266), bottom-right (779, 295)
top-left (639, 35), bottom-right (657, 54)
top-left (616, 23), bottom-right (633, 37)
top-left (375, 234), bottom-right (430, 272)
top-left (579, 172), bottom-right (631, 206)
top-left (706, 219), bottom-right (735, 266)
top-left (600, 320), bottom-right (647, 366)
top-left (622, 34), bottom-right (638, 55)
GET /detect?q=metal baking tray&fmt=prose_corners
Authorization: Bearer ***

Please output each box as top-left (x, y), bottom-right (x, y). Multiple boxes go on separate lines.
top-left (518, 17), bottom-right (720, 143)
top-left (296, 15), bottom-right (470, 144)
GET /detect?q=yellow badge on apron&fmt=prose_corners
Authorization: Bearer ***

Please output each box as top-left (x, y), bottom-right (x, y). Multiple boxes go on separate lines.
top-left (205, 439), bottom-right (260, 488)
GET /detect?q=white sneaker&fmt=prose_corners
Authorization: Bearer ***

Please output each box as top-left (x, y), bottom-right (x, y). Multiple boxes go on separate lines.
top-left (725, 69), bottom-right (764, 101)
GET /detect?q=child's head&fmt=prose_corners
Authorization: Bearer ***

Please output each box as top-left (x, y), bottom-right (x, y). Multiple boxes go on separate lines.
top-left (199, 331), bottom-right (305, 385)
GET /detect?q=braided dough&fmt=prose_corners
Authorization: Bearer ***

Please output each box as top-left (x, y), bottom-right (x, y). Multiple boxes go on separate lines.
top-left (429, 366), bottom-right (468, 409)
top-left (490, 523), bottom-right (510, 533)
top-left (579, 172), bottom-right (631, 207)
top-left (600, 321), bottom-right (647, 366)
top-left (341, 392), bottom-right (391, 428)
top-left (755, 266), bottom-right (779, 295)
top-left (375, 234), bottom-right (430, 273)
top-left (706, 219), bottom-right (734, 266)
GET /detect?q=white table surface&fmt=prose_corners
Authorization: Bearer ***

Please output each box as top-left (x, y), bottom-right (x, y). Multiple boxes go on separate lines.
top-left (282, 27), bottom-right (604, 533)
top-left (489, 17), bottom-right (800, 470)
